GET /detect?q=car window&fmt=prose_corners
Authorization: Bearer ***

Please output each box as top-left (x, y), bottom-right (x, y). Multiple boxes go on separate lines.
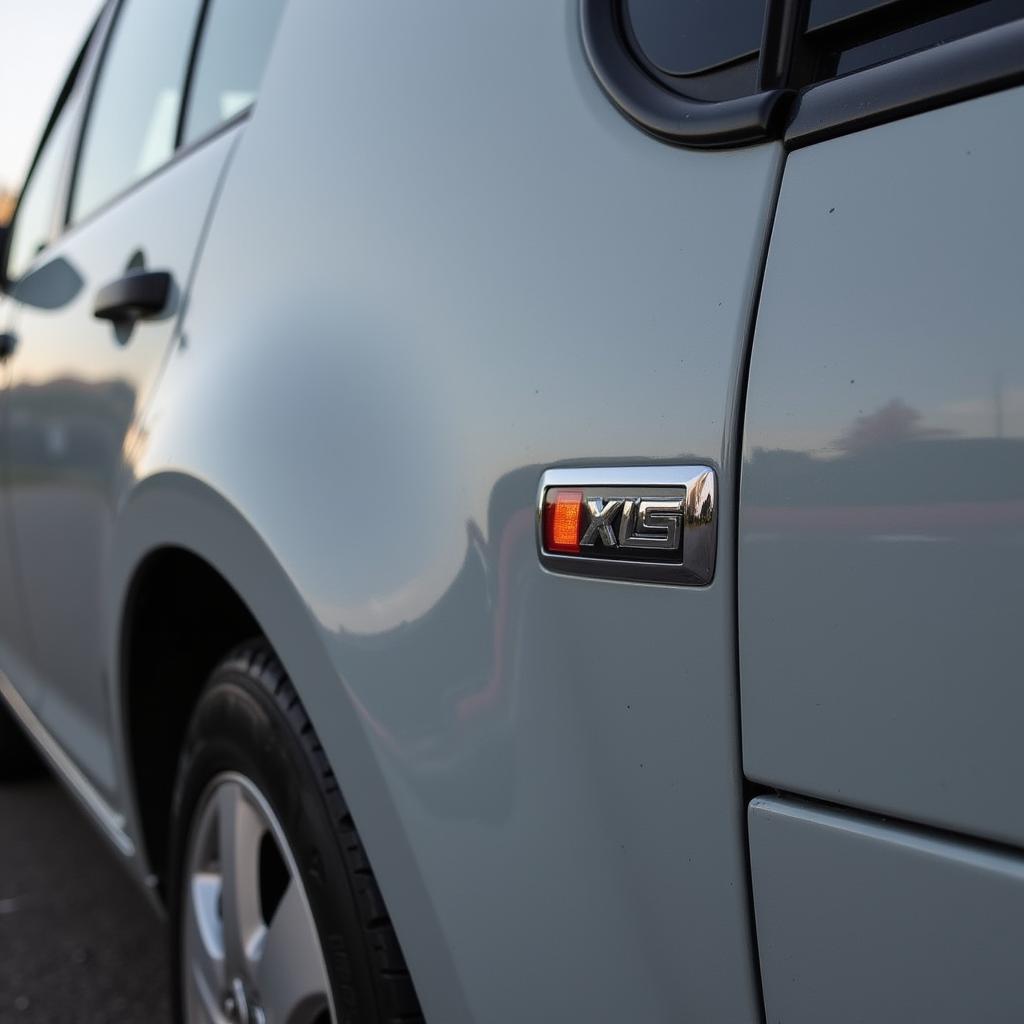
top-left (625, 0), bottom-right (767, 75)
top-left (181, 0), bottom-right (286, 146)
top-left (5, 107), bottom-right (77, 281)
top-left (71, 0), bottom-right (203, 224)
top-left (832, 0), bottom-right (1024, 74)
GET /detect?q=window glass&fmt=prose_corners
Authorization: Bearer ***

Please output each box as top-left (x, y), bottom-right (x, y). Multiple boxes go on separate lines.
top-left (834, 0), bottom-right (1024, 73)
top-left (6, 107), bottom-right (76, 281)
top-left (182, 0), bottom-right (285, 145)
top-left (809, 0), bottom-right (894, 31)
top-left (71, 0), bottom-right (203, 223)
top-left (625, 0), bottom-right (766, 76)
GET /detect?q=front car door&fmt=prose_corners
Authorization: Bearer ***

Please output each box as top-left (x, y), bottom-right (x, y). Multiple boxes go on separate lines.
top-left (1, 0), bottom-right (282, 807)
top-left (0, 30), bottom-right (96, 709)
top-left (739, 6), bottom-right (1024, 1020)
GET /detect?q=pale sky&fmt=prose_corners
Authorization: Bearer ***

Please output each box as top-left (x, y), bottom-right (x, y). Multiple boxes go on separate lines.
top-left (0, 0), bottom-right (102, 195)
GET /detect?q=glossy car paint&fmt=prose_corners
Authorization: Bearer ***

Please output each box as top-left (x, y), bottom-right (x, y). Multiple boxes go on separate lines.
top-left (2, 1), bottom-right (782, 1021)
top-left (0, 297), bottom-right (37, 704)
top-left (749, 797), bottom-right (1024, 1022)
top-left (5, 126), bottom-right (240, 799)
top-left (740, 85), bottom-right (1024, 845)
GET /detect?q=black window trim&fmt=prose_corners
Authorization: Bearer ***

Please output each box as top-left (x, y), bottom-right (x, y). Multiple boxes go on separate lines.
top-left (786, 16), bottom-right (1024, 146)
top-left (175, 0), bottom-right (214, 150)
top-left (64, 0), bottom-right (252, 236)
top-left (0, 6), bottom-right (107, 288)
top-left (64, 102), bottom-right (251, 240)
top-left (580, 0), bottom-right (795, 149)
top-left (581, 0), bottom-right (1024, 150)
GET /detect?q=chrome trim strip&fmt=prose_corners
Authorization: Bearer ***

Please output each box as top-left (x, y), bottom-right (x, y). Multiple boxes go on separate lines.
top-left (0, 673), bottom-right (134, 857)
top-left (536, 465), bottom-right (718, 586)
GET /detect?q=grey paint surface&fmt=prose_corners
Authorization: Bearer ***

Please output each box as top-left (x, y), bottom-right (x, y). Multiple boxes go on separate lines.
top-left (749, 796), bottom-right (1024, 1024)
top-left (0, 300), bottom-right (37, 706)
top-left (0, 45), bottom-right (100, 712)
top-left (740, 86), bottom-right (1024, 845)
top-left (4, 125), bottom-right (239, 800)
top-left (0, 0), bottom-right (784, 1020)
top-left (125, 1), bottom-right (780, 1017)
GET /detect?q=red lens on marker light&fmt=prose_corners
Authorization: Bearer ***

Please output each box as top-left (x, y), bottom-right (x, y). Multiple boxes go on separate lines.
top-left (543, 489), bottom-right (583, 553)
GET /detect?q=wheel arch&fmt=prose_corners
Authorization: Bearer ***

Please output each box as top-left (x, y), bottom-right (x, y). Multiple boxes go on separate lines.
top-left (111, 472), bottom-right (317, 889)
top-left (109, 470), bottom-right (463, 1018)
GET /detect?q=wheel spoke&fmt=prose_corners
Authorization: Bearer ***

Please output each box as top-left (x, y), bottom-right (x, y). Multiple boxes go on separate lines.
top-left (217, 780), bottom-right (267, 982)
top-left (185, 873), bottom-right (227, 1022)
top-left (254, 879), bottom-right (331, 1024)
top-left (183, 773), bottom-right (335, 1024)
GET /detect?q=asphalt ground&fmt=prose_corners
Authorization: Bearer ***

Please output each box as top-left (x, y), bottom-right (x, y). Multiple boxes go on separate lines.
top-left (0, 770), bottom-right (171, 1024)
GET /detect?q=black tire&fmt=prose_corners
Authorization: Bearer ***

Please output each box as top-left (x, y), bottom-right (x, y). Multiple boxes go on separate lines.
top-left (169, 640), bottom-right (423, 1024)
top-left (0, 698), bottom-right (42, 780)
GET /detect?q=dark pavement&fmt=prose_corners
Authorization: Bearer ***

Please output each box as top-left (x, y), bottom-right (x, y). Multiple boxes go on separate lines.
top-left (0, 772), bottom-right (171, 1024)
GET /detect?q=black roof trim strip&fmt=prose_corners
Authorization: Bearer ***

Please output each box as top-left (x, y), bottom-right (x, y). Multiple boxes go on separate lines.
top-left (580, 0), bottom-right (793, 149)
top-left (786, 17), bottom-right (1024, 148)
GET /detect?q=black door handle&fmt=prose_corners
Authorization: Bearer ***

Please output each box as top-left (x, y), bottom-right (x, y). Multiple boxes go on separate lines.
top-left (0, 332), bottom-right (17, 360)
top-left (93, 269), bottom-right (171, 322)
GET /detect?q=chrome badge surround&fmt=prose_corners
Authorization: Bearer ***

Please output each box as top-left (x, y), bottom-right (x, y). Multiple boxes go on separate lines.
top-left (536, 466), bottom-right (717, 585)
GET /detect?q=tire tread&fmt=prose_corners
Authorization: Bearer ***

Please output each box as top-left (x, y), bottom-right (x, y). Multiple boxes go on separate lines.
top-left (200, 640), bottom-right (424, 1024)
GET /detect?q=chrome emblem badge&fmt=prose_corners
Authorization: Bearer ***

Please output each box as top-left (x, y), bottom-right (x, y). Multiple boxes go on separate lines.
top-left (537, 467), bottom-right (716, 585)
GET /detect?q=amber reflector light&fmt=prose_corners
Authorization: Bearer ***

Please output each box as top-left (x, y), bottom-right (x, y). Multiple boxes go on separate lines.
top-left (543, 489), bottom-right (583, 553)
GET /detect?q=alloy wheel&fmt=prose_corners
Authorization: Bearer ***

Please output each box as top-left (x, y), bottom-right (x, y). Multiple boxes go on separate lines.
top-left (181, 771), bottom-right (335, 1024)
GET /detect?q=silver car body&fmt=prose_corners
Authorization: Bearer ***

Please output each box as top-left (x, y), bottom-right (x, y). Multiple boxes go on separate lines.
top-left (1, 2), bottom-right (1022, 1022)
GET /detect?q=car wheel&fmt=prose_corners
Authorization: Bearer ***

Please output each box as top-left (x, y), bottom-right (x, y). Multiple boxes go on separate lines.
top-left (169, 641), bottom-right (423, 1024)
top-left (0, 698), bottom-right (41, 780)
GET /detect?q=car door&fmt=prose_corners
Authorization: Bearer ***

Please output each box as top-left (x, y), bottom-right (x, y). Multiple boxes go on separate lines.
top-left (1, 0), bottom-right (281, 802)
top-left (0, 28), bottom-right (97, 709)
top-left (739, 6), bottom-right (1024, 1021)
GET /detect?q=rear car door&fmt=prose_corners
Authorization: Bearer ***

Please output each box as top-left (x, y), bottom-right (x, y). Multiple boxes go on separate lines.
top-left (2, 0), bottom-right (282, 801)
top-left (739, 6), bottom-right (1024, 1020)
